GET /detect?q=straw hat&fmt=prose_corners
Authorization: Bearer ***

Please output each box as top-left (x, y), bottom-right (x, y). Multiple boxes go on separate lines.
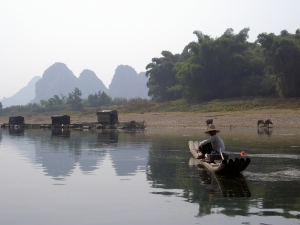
top-left (205, 124), bottom-right (220, 134)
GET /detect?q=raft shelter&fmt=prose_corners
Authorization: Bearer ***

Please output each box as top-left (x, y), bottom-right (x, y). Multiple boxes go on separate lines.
top-left (51, 115), bottom-right (70, 125)
top-left (9, 116), bottom-right (25, 125)
top-left (97, 110), bottom-right (119, 127)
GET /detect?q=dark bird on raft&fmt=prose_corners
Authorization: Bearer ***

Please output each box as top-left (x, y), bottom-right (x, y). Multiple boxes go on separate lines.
top-left (206, 119), bottom-right (213, 126)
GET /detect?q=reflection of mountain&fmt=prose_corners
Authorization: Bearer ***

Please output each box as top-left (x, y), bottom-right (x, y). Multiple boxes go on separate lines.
top-left (110, 147), bottom-right (149, 176)
top-left (109, 131), bottom-right (149, 176)
top-left (35, 138), bottom-right (75, 180)
top-left (32, 130), bottom-right (108, 179)
top-left (6, 129), bottom-right (151, 179)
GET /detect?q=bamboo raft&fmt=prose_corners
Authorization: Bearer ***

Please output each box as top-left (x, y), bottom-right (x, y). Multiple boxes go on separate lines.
top-left (189, 141), bottom-right (251, 175)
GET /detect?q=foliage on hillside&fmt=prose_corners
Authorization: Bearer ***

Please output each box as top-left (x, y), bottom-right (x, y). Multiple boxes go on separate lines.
top-left (146, 28), bottom-right (300, 101)
top-left (114, 98), bottom-right (300, 113)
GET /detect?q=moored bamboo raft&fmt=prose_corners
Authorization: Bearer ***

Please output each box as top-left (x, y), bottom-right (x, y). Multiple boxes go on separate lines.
top-left (189, 140), bottom-right (251, 175)
top-left (119, 120), bottom-right (147, 129)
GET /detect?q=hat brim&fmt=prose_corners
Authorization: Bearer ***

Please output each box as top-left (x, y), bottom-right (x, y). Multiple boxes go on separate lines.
top-left (205, 129), bottom-right (220, 134)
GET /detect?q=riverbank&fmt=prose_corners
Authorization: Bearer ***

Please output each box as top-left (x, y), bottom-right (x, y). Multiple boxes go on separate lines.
top-left (118, 109), bottom-right (300, 128)
top-left (1, 109), bottom-right (299, 128)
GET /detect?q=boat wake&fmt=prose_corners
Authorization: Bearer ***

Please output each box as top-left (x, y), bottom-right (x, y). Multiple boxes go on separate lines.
top-left (237, 153), bottom-right (300, 160)
top-left (245, 169), bottom-right (300, 181)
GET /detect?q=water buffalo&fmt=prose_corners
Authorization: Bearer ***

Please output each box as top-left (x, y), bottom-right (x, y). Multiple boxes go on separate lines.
top-left (264, 119), bottom-right (273, 127)
top-left (206, 119), bottom-right (213, 126)
top-left (257, 120), bottom-right (265, 126)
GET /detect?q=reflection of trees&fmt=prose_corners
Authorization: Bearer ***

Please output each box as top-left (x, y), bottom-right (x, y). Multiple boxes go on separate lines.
top-left (147, 138), bottom-right (189, 189)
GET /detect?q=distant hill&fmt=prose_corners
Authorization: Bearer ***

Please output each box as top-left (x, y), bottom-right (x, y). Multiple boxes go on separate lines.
top-left (1, 76), bottom-right (41, 107)
top-left (1, 62), bottom-right (149, 107)
top-left (108, 65), bottom-right (149, 99)
top-left (78, 69), bottom-right (108, 98)
top-left (32, 62), bottom-right (79, 103)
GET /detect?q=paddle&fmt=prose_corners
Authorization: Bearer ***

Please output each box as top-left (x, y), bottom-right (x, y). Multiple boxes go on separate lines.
top-left (219, 148), bottom-right (224, 160)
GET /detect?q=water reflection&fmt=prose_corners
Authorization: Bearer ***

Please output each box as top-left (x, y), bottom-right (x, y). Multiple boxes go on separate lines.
top-left (1, 127), bottom-right (300, 224)
top-left (97, 130), bottom-right (118, 143)
top-left (189, 158), bottom-right (251, 200)
top-left (51, 129), bottom-right (70, 138)
top-left (5, 129), bottom-right (150, 179)
top-left (109, 130), bottom-right (149, 176)
top-left (257, 127), bottom-right (273, 136)
top-left (33, 129), bottom-right (110, 179)
top-left (8, 127), bottom-right (24, 136)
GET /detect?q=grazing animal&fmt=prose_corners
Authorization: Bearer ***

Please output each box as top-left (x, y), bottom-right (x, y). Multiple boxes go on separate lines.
top-left (206, 119), bottom-right (213, 126)
top-left (264, 119), bottom-right (273, 127)
top-left (257, 120), bottom-right (265, 127)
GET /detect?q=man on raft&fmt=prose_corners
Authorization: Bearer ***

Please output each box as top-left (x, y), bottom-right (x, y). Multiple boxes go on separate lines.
top-left (197, 124), bottom-right (225, 159)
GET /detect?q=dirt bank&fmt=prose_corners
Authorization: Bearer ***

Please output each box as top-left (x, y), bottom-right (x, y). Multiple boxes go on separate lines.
top-left (117, 109), bottom-right (300, 128)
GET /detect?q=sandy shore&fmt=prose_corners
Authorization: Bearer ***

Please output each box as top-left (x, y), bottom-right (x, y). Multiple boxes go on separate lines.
top-left (1, 109), bottom-right (299, 128)
top-left (117, 109), bottom-right (300, 128)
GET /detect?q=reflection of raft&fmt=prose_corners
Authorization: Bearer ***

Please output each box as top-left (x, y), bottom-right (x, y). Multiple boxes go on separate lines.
top-left (189, 141), bottom-right (251, 175)
top-left (189, 157), bottom-right (251, 198)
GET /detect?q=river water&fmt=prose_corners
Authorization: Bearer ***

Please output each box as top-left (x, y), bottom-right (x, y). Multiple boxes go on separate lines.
top-left (0, 126), bottom-right (300, 225)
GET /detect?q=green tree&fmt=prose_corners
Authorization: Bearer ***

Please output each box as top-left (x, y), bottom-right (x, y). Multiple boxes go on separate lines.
top-left (258, 29), bottom-right (300, 97)
top-left (86, 91), bottom-right (111, 107)
top-left (40, 95), bottom-right (65, 110)
top-left (175, 28), bottom-right (259, 101)
top-left (67, 87), bottom-right (83, 110)
top-left (146, 51), bottom-right (181, 102)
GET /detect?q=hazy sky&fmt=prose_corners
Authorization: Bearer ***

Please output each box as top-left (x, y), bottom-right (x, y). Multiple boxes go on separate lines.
top-left (0, 0), bottom-right (299, 99)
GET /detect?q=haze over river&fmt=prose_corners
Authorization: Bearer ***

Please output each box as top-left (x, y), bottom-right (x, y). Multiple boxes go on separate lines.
top-left (1, 126), bottom-right (300, 225)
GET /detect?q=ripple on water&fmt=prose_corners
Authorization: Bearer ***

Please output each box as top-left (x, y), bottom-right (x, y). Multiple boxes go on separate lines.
top-left (245, 154), bottom-right (300, 159)
top-left (246, 169), bottom-right (300, 181)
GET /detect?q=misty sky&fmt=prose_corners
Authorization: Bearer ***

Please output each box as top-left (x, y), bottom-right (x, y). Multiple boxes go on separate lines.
top-left (0, 0), bottom-right (299, 99)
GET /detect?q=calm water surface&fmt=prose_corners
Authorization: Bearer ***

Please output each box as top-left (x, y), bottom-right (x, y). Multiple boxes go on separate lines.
top-left (0, 126), bottom-right (300, 225)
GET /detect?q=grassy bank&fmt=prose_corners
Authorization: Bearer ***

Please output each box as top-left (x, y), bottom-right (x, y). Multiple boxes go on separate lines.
top-left (1, 98), bottom-right (300, 127)
top-left (1, 97), bottom-right (300, 123)
top-left (112, 97), bottom-right (300, 113)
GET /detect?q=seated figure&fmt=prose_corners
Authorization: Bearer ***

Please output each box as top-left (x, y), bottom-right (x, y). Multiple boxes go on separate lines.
top-left (197, 124), bottom-right (225, 159)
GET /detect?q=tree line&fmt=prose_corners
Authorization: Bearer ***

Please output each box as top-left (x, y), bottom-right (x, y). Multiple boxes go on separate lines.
top-left (145, 28), bottom-right (300, 102)
top-left (0, 88), bottom-right (148, 115)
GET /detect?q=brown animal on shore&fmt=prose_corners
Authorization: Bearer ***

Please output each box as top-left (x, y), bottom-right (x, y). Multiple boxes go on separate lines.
top-left (257, 120), bottom-right (265, 126)
top-left (264, 118), bottom-right (273, 127)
